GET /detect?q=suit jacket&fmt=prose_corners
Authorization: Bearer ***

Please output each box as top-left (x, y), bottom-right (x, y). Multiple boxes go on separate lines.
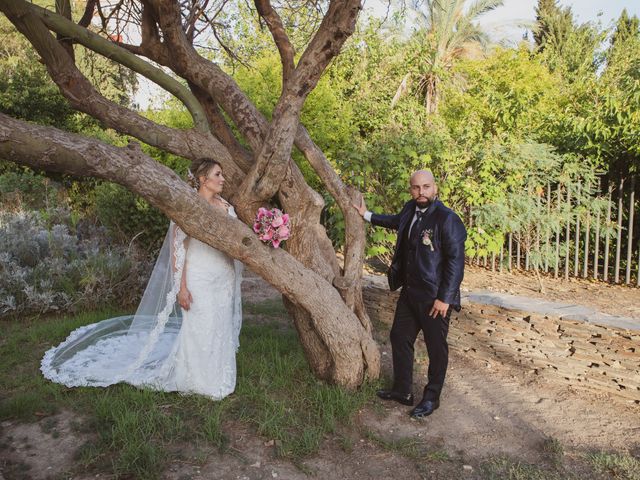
top-left (371, 199), bottom-right (467, 309)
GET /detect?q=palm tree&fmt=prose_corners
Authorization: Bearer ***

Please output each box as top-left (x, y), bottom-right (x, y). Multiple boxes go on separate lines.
top-left (393, 0), bottom-right (503, 113)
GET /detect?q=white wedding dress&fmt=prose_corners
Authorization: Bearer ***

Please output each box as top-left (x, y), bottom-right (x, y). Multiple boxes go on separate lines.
top-left (41, 206), bottom-right (243, 400)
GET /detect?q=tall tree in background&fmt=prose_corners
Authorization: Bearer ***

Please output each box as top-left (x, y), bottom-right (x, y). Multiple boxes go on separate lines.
top-left (610, 9), bottom-right (640, 48)
top-left (533, 0), bottom-right (600, 78)
top-left (394, 0), bottom-right (503, 113)
top-left (0, 0), bottom-right (380, 388)
top-left (533, 0), bottom-right (568, 50)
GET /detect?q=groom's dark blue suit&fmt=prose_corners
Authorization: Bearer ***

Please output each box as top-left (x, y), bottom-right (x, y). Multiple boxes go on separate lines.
top-left (372, 198), bottom-right (466, 401)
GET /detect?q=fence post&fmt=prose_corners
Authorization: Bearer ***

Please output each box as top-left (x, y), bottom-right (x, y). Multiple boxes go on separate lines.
top-left (545, 182), bottom-right (551, 273)
top-left (614, 178), bottom-right (624, 283)
top-left (565, 184), bottom-right (571, 281)
top-left (574, 181), bottom-right (581, 277)
top-left (555, 184), bottom-right (562, 278)
top-left (593, 202), bottom-right (601, 280)
top-left (625, 178), bottom-right (635, 285)
top-left (604, 184), bottom-right (612, 282)
top-left (583, 209), bottom-right (590, 278)
top-left (508, 232), bottom-right (513, 272)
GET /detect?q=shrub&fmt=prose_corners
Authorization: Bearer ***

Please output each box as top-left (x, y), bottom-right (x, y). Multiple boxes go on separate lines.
top-left (0, 209), bottom-right (151, 318)
top-left (94, 182), bottom-right (168, 254)
top-left (0, 170), bottom-right (61, 211)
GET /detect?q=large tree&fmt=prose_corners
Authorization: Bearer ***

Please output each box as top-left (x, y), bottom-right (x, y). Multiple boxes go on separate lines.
top-left (0, 0), bottom-right (380, 388)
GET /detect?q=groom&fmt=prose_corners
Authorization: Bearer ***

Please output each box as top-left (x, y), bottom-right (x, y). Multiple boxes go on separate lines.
top-left (354, 170), bottom-right (466, 418)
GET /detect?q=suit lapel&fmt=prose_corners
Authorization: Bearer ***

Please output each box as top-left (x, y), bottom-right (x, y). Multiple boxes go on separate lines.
top-left (397, 201), bottom-right (415, 242)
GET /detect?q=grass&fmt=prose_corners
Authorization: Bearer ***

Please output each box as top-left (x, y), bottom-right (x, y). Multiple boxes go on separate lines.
top-left (242, 298), bottom-right (288, 318)
top-left (0, 299), bottom-right (376, 479)
top-left (541, 436), bottom-right (564, 465)
top-left (480, 456), bottom-right (573, 480)
top-left (364, 429), bottom-right (450, 463)
top-left (588, 451), bottom-right (640, 480)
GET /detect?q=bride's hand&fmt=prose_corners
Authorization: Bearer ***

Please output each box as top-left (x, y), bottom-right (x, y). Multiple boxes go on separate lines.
top-left (178, 286), bottom-right (193, 310)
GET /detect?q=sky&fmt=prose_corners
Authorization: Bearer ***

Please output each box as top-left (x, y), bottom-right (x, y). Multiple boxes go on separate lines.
top-left (480, 0), bottom-right (640, 45)
top-left (399, 0), bottom-right (640, 45)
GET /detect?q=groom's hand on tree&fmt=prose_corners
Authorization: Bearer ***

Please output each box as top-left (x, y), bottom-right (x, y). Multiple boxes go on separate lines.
top-left (352, 197), bottom-right (367, 217)
top-left (429, 299), bottom-right (449, 318)
top-left (178, 287), bottom-right (193, 310)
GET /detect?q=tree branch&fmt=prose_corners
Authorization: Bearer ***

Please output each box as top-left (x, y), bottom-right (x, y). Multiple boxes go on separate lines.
top-left (140, 0), bottom-right (362, 298)
top-left (55, 0), bottom-right (75, 60)
top-left (188, 81), bottom-right (253, 172)
top-left (289, 0), bottom-right (362, 97)
top-left (0, 0), bottom-right (245, 188)
top-left (77, 0), bottom-right (98, 28)
top-left (254, 0), bottom-right (295, 84)
top-left (19, 0), bottom-right (209, 133)
top-left (234, 0), bottom-right (363, 204)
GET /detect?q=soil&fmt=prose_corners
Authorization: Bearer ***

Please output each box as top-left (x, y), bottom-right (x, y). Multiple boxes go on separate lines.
top-left (1, 267), bottom-right (639, 479)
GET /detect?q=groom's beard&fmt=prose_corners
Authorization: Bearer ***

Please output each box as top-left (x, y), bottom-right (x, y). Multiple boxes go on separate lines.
top-left (416, 196), bottom-right (436, 209)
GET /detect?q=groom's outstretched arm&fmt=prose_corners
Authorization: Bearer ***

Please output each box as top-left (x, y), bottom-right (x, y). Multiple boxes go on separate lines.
top-left (353, 197), bottom-right (405, 231)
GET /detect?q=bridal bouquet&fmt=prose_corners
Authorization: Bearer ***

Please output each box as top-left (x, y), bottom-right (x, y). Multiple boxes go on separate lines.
top-left (253, 207), bottom-right (290, 248)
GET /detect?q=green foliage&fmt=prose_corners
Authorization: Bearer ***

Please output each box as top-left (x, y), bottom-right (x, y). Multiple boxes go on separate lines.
top-left (0, 18), bottom-right (77, 130)
top-left (401, 0), bottom-right (505, 112)
top-left (94, 182), bottom-right (168, 253)
top-left (77, 48), bottom-right (138, 107)
top-left (0, 169), bottom-right (61, 210)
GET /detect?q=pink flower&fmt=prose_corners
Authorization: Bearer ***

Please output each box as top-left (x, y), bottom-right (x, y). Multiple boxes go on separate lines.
top-left (277, 225), bottom-right (290, 239)
top-left (253, 207), bottom-right (291, 248)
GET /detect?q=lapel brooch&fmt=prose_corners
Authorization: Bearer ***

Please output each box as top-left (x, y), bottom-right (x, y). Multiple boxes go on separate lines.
top-left (421, 229), bottom-right (434, 251)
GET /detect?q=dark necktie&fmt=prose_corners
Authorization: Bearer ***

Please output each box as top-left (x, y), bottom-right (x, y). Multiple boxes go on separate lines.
top-left (409, 210), bottom-right (424, 242)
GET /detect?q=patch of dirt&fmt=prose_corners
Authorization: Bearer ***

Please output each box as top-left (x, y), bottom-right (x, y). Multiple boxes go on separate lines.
top-left (241, 268), bottom-right (280, 304)
top-left (461, 264), bottom-right (640, 320)
top-left (0, 411), bottom-right (88, 480)
top-left (365, 339), bottom-right (640, 465)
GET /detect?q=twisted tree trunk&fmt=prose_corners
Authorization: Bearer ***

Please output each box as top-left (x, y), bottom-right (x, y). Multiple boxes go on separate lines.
top-left (0, 0), bottom-right (379, 386)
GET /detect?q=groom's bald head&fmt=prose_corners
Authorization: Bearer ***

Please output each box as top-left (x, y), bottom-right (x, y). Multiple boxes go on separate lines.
top-left (410, 170), bottom-right (438, 208)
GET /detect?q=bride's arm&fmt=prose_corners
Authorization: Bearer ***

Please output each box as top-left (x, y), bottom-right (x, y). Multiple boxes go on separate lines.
top-left (173, 226), bottom-right (192, 310)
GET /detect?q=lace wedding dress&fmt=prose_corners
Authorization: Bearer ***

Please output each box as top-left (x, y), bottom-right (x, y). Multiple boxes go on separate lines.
top-left (41, 206), bottom-right (243, 400)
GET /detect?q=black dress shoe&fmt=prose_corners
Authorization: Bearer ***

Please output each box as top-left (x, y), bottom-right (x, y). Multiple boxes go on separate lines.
top-left (410, 398), bottom-right (440, 418)
top-left (376, 389), bottom-right (414, 406)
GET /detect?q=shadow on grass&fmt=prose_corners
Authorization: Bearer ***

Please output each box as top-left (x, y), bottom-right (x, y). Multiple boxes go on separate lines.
top-left (0, 300), bottom-right (378, 479)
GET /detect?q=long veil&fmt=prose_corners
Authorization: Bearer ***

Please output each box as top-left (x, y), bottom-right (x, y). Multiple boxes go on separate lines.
top-left (41, 216), bottom-right (243, 390)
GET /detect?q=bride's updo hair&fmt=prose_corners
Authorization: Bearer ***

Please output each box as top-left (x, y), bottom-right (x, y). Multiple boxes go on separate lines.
top-left (188, 158), bottom-right (222, 190)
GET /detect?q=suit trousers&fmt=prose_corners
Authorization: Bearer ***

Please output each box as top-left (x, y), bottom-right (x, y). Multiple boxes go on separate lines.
top-left (390, 290), bottom-right (451, 401)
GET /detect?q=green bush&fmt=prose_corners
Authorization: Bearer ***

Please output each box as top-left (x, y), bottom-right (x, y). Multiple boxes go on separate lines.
top-left (0, 170), bottom-right (61, 211)
top-left (0, 209), bottom-right (151, 318)
top-left (94, 182), bottom-right (168, 254)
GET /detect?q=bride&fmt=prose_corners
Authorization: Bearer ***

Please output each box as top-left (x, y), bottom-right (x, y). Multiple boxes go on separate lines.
top-left (41, 159), bottom-right (243, 400)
